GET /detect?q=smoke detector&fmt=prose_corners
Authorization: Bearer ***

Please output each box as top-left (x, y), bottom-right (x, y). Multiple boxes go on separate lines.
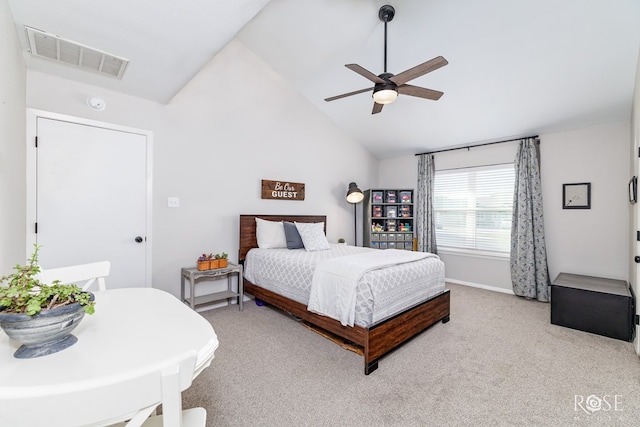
top-left (25, 26), bottom-right (129, 79)
top-left (86, 96), bottom-right (106, 111)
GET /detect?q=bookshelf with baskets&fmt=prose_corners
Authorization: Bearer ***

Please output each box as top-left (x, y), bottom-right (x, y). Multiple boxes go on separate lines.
top-left (363, 189), bottom-right (414, 250)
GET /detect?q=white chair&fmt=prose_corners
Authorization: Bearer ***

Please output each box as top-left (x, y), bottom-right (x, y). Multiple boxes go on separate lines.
top-left (38, 260), bottom-right (111, 291)
top-left (3, 350), bottom-right (206, 427)
top-left (108, 350), bottom-right (206, 427)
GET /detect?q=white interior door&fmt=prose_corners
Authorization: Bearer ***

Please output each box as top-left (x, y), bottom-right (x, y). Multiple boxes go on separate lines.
top-left (34, 116), bottom-right (150, 288)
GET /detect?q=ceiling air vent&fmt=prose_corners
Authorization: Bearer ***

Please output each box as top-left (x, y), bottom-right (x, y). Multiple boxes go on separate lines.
top-left (25, 26), bottom-right (129, 79)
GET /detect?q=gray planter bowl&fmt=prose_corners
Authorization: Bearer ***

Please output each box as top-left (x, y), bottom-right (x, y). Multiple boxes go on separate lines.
top-left (0, 296), bottom-right (91, 359)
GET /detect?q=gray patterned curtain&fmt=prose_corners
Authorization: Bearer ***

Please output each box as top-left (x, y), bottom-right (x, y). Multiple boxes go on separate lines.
top-left (510, 138), bottom-right (550, 302)
top-left (417, 154), bottom-right (437, 254)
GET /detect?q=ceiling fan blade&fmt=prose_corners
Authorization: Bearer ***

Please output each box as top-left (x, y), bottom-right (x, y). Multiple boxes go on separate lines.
top-left (398, 84), bottom-right (444, 100)
top-left (390, 56), bottom-right (448, 86)
top-left (345, 64), bottom-right (385, 84)
top-left (372, 102), bottom-right (383, 114)
top-left (325, 87), bottom-right (373, 102)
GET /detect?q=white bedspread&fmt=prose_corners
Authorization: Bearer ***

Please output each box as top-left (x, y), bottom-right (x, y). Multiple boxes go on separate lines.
top-left (307, 249), bottom-right (437, 326)
top-left (243, 244), bottom-right (445, 327)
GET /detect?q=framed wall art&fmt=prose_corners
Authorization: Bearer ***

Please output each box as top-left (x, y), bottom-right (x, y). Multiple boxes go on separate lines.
top-left (562, 182), bottom-right (591, 209)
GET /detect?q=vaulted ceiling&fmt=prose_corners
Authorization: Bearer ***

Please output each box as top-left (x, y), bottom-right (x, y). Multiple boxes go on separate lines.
top-left (8, 0), bottom-right (640, 158)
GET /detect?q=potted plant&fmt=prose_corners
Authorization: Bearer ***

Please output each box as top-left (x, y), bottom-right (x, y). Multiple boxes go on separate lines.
top-left (197, 253), bottom-right (213, 270)
top-left (209, 253), bottom-right (219, 269)
top-left (0, 245), bottom-right (95, 359)
top-left (215, 252), bottom-right (228, 269)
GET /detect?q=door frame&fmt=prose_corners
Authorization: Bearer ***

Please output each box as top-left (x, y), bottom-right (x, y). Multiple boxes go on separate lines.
top-left (634, 124), bottom-right (640, 356)
top-left (26, 109), bottom-right (153, 287)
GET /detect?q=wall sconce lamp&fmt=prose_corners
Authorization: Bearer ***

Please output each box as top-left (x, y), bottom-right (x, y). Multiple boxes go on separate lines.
top-left (346, 182), bottom-right (364, 245)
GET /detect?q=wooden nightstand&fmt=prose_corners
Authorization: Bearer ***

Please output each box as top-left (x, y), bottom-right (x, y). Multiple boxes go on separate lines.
top-left (181, 263), bottom-right (243, 311)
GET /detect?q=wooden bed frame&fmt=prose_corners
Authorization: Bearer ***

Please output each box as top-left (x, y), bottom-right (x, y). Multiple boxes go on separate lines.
top-left (238, 214), bottom-right (450, 374)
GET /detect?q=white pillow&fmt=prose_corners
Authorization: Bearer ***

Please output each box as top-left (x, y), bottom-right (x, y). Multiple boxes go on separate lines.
top-left (294, 222), bottom-right (330, 251)
top-left (255, 218), bottom-right (287, 249)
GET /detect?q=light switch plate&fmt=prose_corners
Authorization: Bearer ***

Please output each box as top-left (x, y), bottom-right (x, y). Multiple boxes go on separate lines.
top-left (168, 197), bottom-right (180, 208)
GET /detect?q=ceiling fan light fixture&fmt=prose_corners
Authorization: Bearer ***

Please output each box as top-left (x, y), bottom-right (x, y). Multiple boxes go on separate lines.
top-left (324, 5), bottom-right (446, 114)
top-left (372, 88), bottom-right (398, 104)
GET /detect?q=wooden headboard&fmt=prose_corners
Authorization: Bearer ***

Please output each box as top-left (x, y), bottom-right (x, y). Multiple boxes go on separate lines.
top-left (238, 214), bottom-right (327, 262)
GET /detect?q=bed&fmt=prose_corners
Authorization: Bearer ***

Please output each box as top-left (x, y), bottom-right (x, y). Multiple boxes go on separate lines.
top-left (238, 214), bottom-right (450, 374)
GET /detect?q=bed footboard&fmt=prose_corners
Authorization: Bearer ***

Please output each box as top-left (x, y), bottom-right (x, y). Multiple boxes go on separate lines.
top-left (365, 290), bottom-right (450, 374)
top-left (244, 278), bottom-right (450, 374)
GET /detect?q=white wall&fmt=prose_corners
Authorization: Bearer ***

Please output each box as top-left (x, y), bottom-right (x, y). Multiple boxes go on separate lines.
top-left (541, 122), bottom-right (630, 282)
top-left (0, 0), bottom-right (26, 273)
top-left (380, 122), bottom-right (631, 292)
top-left (7, 2), bottom-right (636, 301)
top-left (24, 39), bottom-right (378, 297)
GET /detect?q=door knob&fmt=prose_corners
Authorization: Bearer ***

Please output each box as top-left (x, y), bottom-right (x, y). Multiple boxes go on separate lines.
top-left (135, 236), bottom-right (144, 243)
top-left (635, 256), bottom-right (640, 263)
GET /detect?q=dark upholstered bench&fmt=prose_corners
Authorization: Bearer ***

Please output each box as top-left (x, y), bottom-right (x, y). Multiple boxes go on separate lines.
top-left (551, 273), bottom-right (634, 341)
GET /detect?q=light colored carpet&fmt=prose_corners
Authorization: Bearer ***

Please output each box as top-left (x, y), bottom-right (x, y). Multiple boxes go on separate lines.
top-left (184, 284), bottom-right (640, 426)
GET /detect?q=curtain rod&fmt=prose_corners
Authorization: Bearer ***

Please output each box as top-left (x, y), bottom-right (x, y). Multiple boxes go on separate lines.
top-left (415, 135), bottom-right (539, 156)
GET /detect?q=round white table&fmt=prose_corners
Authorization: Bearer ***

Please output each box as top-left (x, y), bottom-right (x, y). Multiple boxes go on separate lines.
top-left (0, 287), bottom-right (219, 426)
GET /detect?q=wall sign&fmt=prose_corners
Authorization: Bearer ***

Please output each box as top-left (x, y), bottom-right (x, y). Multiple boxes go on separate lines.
top-left (261, 180), bottom-right (305, 201)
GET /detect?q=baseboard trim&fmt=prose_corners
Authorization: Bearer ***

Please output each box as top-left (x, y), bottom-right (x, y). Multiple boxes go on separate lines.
top-left (446, 278), bottom-right (515, 295)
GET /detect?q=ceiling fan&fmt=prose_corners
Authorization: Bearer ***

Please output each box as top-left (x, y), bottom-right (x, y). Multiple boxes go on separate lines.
top-left (324, 5), bottom-right (448, 114)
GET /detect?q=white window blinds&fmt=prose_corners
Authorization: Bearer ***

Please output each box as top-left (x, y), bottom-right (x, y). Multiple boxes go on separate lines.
top-left (433, 164), bottom-right (515, 253)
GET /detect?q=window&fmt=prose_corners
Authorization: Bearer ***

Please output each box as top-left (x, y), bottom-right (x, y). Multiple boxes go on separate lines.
top-left (433, 164), bottom-right (515, 253)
